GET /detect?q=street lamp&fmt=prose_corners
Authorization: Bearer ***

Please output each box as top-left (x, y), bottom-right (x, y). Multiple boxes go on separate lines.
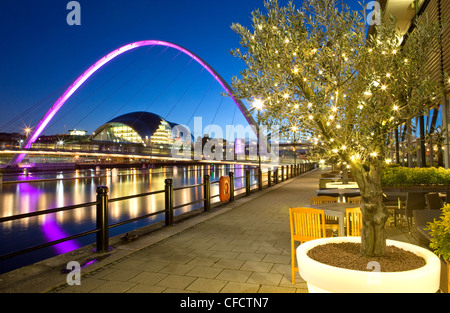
top-left (252, 98), bottom-right (264, 186)
top-left (252, 98), bottom-right (264, 111)
top-left (291, 126), bottom-right (298, 166)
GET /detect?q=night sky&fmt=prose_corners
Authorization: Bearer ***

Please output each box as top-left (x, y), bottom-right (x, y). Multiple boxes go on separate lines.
top-left (0, 0), bottom-right (364, 138)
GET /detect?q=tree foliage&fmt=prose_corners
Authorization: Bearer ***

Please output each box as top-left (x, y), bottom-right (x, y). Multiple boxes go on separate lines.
top-left (231, 0), bottom-right (442, 166)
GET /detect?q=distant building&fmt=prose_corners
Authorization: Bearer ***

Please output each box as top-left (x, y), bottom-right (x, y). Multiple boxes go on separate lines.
top-left (69, 129), bottom-right (87, 136)
top-left (90, 111), bottom-right (190, 147)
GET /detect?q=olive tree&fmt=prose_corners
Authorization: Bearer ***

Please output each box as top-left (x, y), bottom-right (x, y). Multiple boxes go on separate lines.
top-left (230, 0), bottom-right (442, 256)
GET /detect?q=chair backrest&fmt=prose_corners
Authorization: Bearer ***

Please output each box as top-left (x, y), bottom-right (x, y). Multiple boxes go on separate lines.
top-left (310, 196), bottom-right (339, 205)
top-left (425, 193), bottom-right (443, 210)
top-left (347, 196), bottom-right (361, 204)
top-left (405, 192), bottom-right (427, 217)
top-left (346, 207), bottom-right (362, 236)
top-left (289, 207), bottom-right (326, 243)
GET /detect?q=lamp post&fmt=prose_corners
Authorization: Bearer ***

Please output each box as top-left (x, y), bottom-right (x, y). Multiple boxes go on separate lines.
top-left (252, 98), bottom-right (264, 171)
top-left (252, 99), bottom-right (264, 190)
top-left (291, 126), bottom-right (298, 166)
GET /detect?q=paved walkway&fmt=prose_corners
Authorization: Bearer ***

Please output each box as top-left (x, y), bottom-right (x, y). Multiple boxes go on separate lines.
top-left (0, 167), bottom-right (417, 293)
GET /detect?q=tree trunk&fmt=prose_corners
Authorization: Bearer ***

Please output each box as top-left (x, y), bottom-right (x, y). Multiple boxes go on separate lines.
top-left (351, 162), bottom-right (389, 257)
top-left (341, 164), bottom-right (349, 184)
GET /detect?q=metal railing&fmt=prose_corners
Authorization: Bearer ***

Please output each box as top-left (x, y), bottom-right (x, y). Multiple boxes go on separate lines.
top-left (0, 163), bottom-right (316, 263)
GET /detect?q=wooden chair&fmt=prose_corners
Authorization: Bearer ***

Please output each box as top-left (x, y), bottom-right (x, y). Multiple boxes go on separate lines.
top-left (347, 196), bottom-right (361, 204)
top-left (346, 207), bottom-right (362, 236)
top-left (310, 196), bottom-right (338, 204)
top-left (310, 196), bottom-right (340, 235)
top-left (289, 207), bottom-right (328, 284)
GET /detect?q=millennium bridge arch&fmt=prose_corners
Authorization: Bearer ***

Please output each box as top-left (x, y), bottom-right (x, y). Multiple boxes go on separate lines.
top-left (13, 40), bottom-right (257, 163)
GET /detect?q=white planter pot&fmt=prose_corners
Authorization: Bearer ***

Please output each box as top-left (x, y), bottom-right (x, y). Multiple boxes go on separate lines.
top-left (297, 236), bottom-right (441, 293)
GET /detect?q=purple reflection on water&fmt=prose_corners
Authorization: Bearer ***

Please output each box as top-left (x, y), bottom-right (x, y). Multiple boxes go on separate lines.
top-left (17, 182), bottom-right (81, 254)
top-left (42, 216), bottom-right (80, 254)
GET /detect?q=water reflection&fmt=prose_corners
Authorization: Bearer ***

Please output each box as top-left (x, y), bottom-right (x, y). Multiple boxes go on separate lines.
top-left (0, 164), bottom-right (257, 274)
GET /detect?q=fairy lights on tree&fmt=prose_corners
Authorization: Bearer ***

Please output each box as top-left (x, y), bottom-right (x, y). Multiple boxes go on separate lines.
top-left (231, 0), bottom-right (442, 256)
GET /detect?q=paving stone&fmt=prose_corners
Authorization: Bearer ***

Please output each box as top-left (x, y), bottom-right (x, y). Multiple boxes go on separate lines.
top-left (219, 281), bottom-right (260, 293)
top-left (236, 252), bottom-right (266, 262)
top-left (212, 258), bottom-right (245, 270)
top-left (126, 284), bottom-right (166, 293)
top-left (258, 285), bottom-right (297, 293)
top-left (156, 274), bottom-right (197, 290)
top-left (90, 281), bottom-right (137, 293)
top-left (209, 251), bottom-right (240, 260)
top-left (134, 260), bottom-right (168, 272)
top-left (128, 271), bottom-right (167, 284)
top-left (246, 272), bottom-right (283, 286)
top-left (186, 266), bottom-right (223, 279)
top-left (96, 268), bottom-right (142, 282)
top-left (159, 263), bottom-right (197, 275)
top-left (215, 269), bottom-right (252, 282)
top-left (186, 277), bottom-right (226, 293)
top-left (240, 260), bottom-right (273, 273)
top-left (262, 254), bottom-right (290, 264)
top-left (57, 277), bottom-right (108, 293)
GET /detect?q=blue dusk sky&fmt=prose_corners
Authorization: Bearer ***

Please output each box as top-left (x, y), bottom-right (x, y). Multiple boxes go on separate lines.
top-left (0, 0), bottom-right (365, 138)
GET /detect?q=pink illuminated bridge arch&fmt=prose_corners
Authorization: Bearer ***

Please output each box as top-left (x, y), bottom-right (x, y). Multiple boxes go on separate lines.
top-left (13, 40), bottom-right (257, 163)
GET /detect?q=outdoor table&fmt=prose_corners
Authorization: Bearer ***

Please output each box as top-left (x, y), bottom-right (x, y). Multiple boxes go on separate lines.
top-left (307, 203), bottom-right (361, 236)
top-left (316, 188), bottom-right (360, 202)
top-left (325, 181), bottom-right (359, 189)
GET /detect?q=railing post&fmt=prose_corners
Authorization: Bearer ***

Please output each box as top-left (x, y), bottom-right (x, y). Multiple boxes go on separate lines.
top-left (268, 170), bottom-right (271, 187)
top-left (204, 175), bottom-right (210, 212)
top-left (281, 166), bottom-right (284, 182)
top-left (258, 168), bottom-right (263, 190)
top-left (165, 178), bottom-right (173, 226)
top-left (291, 165), bottom-right (293, 178)
top-left (96, 186), bottom-right (109, 253)
top-left (229, 171), bottom-right (234, 202)
top-left (275, 168), bottom-right (278, 184)
top-left (245, 170), bottom-right (251, 196)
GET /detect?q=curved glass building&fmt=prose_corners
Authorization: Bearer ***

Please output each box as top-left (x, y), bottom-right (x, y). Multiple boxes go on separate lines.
top-left (91, 111), bottom-right (186, 147)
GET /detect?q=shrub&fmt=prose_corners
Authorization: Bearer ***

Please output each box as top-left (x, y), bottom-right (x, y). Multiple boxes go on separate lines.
top-left (426, 204), bottom-right (450, 261)
top-left (381, 166), bottom-right (450, 187)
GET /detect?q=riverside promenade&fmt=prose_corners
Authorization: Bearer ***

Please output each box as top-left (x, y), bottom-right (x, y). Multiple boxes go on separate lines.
top-left (0, 167), bottom-right (416, 293)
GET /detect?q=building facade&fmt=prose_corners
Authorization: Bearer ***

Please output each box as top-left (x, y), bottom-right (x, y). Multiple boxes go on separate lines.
top-left (372, 0), bottom-right (450, 168)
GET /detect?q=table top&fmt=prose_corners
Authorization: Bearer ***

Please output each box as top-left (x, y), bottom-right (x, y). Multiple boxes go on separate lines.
top-left (316, 188), bottom-right (360, 196)
top-left (325, 181), bottom-right (359, 189)
top-left (307, 202), bottom-right (361, 213)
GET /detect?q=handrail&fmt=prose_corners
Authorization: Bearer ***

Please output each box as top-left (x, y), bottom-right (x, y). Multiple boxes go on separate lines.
top-left (0, 201), bottom-right (98, 223)
top-left (109, 190), bottom-right (165, 203)
top-left (0, 228), bottom-right (99, 261)
top-left (0, 163), bottom-right (315, 268)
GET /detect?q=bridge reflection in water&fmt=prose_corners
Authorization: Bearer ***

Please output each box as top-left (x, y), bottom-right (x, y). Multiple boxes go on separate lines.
top-left (0, 164), bottom-right (254, 274)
